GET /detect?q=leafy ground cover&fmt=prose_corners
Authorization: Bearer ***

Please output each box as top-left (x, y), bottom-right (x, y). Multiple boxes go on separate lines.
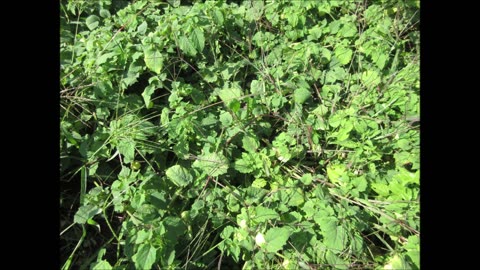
top-left (60, 0), bottom-right (419, 269)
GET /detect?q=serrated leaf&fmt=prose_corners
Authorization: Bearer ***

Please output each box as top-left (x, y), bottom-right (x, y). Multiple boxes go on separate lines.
top-left (350, 233), bottom-right (364, 256)
top-left (192, 152), bottom-right (229, 176)
top-left (86, 15), bottom-right (100, 30)
top-left (361, 70), bottom-right (381, 87)
top-left (117, 139), bottom-right (135, 164)
top-left (179, 35), bottom-right (196, 56)
top-left (96, 52), bottom-right (116, 66)
top-left (74, 205), bottom-right (101, 224)
top-left (92, 260), bottom-right (112, 270)
top-left (294, 88), bottom-right (311, 104)
top-left (242, 135), bottom-right (259, 153)
top-left (252, 178), bottom-right (267, 188)
top-left (339, 22), bottom-right (357, 37)
top-left (327, 164), bottom-right (347, 185)
top-left (234, 157), bottom-right (254, 173)
top-left (264, 227), bottom-right (291, 253)
top-left (334, 46), bottom-right (353, 65)
top-left (219, 111), bottom-right (233, 127)
top-left (166, 165), bottom-right (193, 187)
top-left (325, 250), bottom-right (348, 269)
top-left (323, 224), bottom-right (347, 253)
top-left (137, 21), bottom-right (147, 34)
top-left (253, 206), bottom-right (279, 223)
top-left (132, 244), bottom-right (157, 270)
top-left (190, 28), bottom-right (205, 53)
top-left (218, 87), bottom-right (242, 104)
top-left (144, 46), bottom-right (163, 74)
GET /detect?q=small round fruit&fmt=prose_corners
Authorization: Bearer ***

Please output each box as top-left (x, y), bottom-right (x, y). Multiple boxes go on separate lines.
top-left (131, 161), bottom-right (141, 170)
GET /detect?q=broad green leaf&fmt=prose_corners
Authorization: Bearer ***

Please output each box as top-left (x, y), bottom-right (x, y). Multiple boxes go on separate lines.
top-left (324, 225), bottom-right (347, 253)
top-left (192, 152), bottom-right (229, 176)
top-left (234, 157), bottom-right (254, 173)
top-left (264, 227), bottom-right (291, 253)
top-left (137, 21), bottom-right (147, 35)
top-left (219, 111), bottom-right (233, 127)
top-left (74, 205), bottom-right (101, 224)
top-left (294, 88), bottom-right (311, 104)
top-left (405, 235), bottom-right (420, 269)
top-left (302, 200), bottom-right (316, 218)
top-left (339, 22), bottom-right (357, 37)
top-left (117, 139), bottom-right (135, 164)
top-left (86, 15), bottom-right (100, 30)
top-left (96, 52), bottom-right (116, 66)
top-left (179, 35), bottom-right (196, 56)
top-left (325, 250), bottom-right (348, 269)
top-left (99, 9), bottom-right (111, 18)
top-left (218, 87), bottom-right (242, 104)
top-left (252, 178), bottom-right (267, 188)
top-left (300, 173), bottom-right (313, 185)
top-left (350, 233), bottom-right (364, 256)
top-left (334, 45), bottom-right (353, 65)
top-left (144, 46), bottom-right (163, 74)
top-left (242, 135), bottom-right (259, 153)
top-left (384, 254), bottom-right (410, 270)
top-left (165, 165), bottom-right (193, 187)
top-left (132, 244), bottom-right (157, 270)
top-left (212, 9), bottom-right (224, 25)
top-left (92, 260), bottom-right (112, 270)
top-left (327, 164), bottom-right (347, 185)
top-left (253, 206), bottom-right (279, 223)
top-left (361, 70), bottom-right (381, 87)
top-left (142, 84), bottom-right (156, 109)
top-left (190, 28), bottom-right (205, 53)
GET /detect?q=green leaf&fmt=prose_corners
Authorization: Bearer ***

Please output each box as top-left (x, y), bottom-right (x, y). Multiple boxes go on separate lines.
top-left (327, 163), bottom-right (347, 185)
top-left (252, 178), bottom-right (267, 188)
top-left (325, 250), bottom-right (348, 269)
top-left (137, 21), bottom-right (148, 35)
top-left (212, 10), bottom-right (224, 25)
top-left (334, 45), bottom-right (353, 65)
top-left (144, 46), bottom-right (163, 74)
top-left (339, 22), bottom-right (357, 37)
top-left (253, 206), bottom-right (279, 223)
top-left (91, 260), bottom-right (112, 270)
top-left (190, 28), bottom-right (205, 53)
top-left (192, 152), bottom-right (229, 176)
top-left (218, 86), bottom-right (242, 105)
top-left (179, 35), bottom-right (196, 56)
top-left (264, 227), bottom-right (291, 253)
top-left (142, 84), bottom-right (156, 108)
top-left (132, 244), bottom-right (157, 270)
top-left (294, 88), bottom-right (311, 104)
top-left (361, 70), bottom-right (381, 88)
top-left (324, 225), bottom-right (347, 253)
top-left (99, 9), bottom-right (111, 18)
top-left (219, 111), bottom-right (233, 127)
top-left (117, 139), bottom-right (135, 164)
top-left (166, 165), bottom-right (193, 187)
top-left (96, 52), bottom-right (116, 66)
top-left (74, 205), bottom-right (101, 224)
top-left (300, 173), bottom-right (313, 185)
top-left (86, 15), bottom-right (100, 30)
top-left (242, 135), bottom-right (259, 153)
top-left (234, 157), bottom-right (254, 173)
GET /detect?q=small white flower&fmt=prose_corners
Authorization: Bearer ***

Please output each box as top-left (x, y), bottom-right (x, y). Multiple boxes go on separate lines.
top-left (239, 219), bottom-right (247, 229)
top-left (255, 233), bottom-right (266, 246)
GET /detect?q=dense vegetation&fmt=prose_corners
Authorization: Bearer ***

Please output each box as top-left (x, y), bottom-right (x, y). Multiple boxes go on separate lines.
top-left (60, 0), bottom-right (420, 269)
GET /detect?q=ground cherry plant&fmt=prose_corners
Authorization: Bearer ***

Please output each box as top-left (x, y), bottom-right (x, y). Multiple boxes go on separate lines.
top-left (60, 0), bottom-right (419, 269)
